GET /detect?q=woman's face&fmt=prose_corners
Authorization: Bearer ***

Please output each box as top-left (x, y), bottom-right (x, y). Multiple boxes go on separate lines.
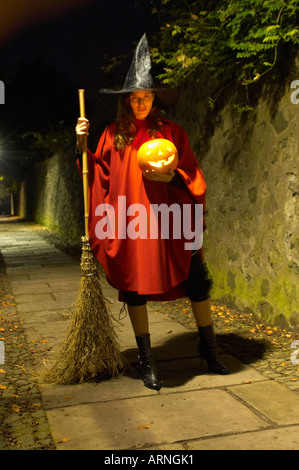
top-left (129, 90), bottom-right (155, 120)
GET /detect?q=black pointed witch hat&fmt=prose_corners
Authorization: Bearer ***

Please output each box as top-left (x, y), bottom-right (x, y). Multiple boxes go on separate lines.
top-left (99, 34), bottom-right (179, 109)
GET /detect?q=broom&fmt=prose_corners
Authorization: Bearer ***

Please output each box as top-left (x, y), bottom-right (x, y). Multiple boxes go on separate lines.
top-left (42, 89), bottom-right (124, 384)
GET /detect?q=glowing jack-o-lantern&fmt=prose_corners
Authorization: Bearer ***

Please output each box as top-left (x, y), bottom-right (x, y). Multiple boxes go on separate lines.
top-left (137, 139), bottom-right (178, 174)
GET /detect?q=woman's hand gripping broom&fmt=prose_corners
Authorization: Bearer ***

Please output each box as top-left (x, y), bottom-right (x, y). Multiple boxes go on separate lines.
top-left (41, 90), bottom-right (123, 384)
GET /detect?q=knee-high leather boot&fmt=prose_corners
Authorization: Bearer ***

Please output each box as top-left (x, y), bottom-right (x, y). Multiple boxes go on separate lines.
top-left (136, 333), bottom-right (162, 391)
top-left (198, 324), bottom-right (229, 375)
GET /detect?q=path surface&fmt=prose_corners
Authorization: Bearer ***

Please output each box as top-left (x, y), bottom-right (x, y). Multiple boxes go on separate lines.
top-left (1, 217), bottom-right (299, 451)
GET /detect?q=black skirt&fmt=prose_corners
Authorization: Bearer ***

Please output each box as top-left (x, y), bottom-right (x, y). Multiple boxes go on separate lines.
top-left (121, 251), bottom-right (213, 306)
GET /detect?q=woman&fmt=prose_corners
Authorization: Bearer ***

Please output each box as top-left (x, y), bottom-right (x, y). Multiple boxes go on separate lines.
top-left (76, 35), bottom-right (228, 391)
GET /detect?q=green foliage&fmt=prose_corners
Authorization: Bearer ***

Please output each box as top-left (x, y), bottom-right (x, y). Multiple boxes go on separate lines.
top-left (0, 176), bottom-right (19, 203)
top-left (151, 0), bottom-right (299, 91)
top-left (20, 125), bottom-right (74, 163)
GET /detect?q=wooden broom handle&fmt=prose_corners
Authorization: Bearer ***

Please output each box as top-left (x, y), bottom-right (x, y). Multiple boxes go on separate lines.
top-left (78, 89), bottom-right (89, 237)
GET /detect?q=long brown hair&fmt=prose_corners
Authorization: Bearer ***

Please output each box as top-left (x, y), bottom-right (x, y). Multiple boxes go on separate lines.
top-left (114, 93), bottom-right (163, 150)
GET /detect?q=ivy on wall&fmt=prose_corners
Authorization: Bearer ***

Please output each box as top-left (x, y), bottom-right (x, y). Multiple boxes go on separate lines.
top-left (151, 0), bottom-right (299, 108)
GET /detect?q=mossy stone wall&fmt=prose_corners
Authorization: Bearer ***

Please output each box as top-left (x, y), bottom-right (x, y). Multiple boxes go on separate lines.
top-left (24, 149), bottom-right (84, 242)
top-left (171, 61), bottom-right (299, 329)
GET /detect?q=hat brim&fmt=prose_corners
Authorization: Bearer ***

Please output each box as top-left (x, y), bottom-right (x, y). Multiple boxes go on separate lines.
top-left (99, 86), bottom-right (179, 109)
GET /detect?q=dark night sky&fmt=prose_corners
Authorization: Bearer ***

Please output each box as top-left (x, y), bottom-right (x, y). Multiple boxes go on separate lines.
top-left (0, 0), bottom-right (160, 90)
top-left (0, 0), bottom-right (162, 149)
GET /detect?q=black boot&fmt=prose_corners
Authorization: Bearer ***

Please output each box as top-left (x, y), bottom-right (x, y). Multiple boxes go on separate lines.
top-left (198, 325), bottom-right (229, 375)
top-left (136, 333), bottom-right (162, 391)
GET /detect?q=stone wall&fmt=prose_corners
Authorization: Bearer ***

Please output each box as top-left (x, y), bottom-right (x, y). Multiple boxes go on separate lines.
top-left (23, 149), bottom-right (84, 242)
top-left (171, 59), bottom-right (299, 329)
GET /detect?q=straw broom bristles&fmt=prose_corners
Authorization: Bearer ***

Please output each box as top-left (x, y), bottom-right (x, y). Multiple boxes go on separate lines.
top-left (41, 236), bottom-right (124, 384)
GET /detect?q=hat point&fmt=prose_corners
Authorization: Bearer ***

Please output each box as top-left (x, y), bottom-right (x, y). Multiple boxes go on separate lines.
top-left (99, 33), bottom-right (179, 108)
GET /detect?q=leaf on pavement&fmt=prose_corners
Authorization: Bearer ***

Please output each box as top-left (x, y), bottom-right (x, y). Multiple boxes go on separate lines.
top-left (136, 424), bottom-right (151, 430)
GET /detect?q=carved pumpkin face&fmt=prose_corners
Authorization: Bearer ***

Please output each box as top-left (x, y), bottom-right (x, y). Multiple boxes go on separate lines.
top-left (137, 139), bottom-right (178, 174)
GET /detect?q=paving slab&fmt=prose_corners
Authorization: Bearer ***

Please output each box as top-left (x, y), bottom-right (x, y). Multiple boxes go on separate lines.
top-left (188, 425), bottom-right (299, 450)
top-left (45, 389), bottom-right (269, 450)
top-left (228, 380), bottom-right (299, 425)
top-left (15, 297), bottom-right (77, 314)
top-left (10, 281), bottom-right (52, 295)
top-left (13, 293), bottom-right (55, 304)
top-left (22, 318), bottom-right (70, 356)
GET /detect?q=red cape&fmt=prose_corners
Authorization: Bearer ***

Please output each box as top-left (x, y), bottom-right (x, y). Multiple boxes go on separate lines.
top-left (82, 117), bottom-right (206, 301)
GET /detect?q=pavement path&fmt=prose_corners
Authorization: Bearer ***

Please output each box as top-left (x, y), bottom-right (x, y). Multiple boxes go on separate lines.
top-left (1, 217), bottom-right (299, 451)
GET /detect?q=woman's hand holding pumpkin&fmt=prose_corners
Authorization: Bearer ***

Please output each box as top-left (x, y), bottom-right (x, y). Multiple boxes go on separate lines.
top-left (143, 169), bottom-right (175, 183)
